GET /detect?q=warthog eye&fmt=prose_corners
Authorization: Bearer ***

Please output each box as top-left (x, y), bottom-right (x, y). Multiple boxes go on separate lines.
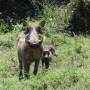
top-left (36, 26), bottom-right (42, 34)
top-left (43, 51), bottom-right (49, 56)
top-left (24, 27), bottom-right (32, 34)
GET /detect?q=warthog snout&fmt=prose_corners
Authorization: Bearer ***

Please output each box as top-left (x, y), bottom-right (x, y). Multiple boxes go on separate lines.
top-left (26, 34), bottom-right (43, 48)
top-left (27, 40), bottom-right (42, 48)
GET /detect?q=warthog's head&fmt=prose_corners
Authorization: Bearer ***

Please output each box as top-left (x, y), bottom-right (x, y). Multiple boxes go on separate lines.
top-left (42, 46), bottom-right (55, 69)
top-left (43, 46), bottom-right (55, 59)
top-left (23, 20), bottom-right (45, 48)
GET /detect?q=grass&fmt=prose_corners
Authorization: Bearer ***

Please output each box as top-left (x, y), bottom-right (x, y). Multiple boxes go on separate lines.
top-left (0, 29), bottom-right (90, 90)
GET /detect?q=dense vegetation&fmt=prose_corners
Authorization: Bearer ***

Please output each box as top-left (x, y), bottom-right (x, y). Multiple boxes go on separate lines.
top-left (0, 0), bottom-right (90, 90)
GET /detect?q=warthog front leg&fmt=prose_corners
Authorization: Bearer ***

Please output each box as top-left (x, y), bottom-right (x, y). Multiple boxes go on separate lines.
top-left (42, 59), bottom-right (49, 69)
top-left (45, 60), bottom-right (49, 69)
top-left (19, 60), bottom-right (23, 80)
top-left (33, 60), bottom-right (40, 75)
top-left (42, 59), bottom-right (44, 68)
top-left (24, 62), bottom-right (30, 79)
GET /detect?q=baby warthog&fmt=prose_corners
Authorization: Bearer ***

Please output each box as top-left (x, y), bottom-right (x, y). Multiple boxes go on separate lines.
top-left (41, 46), bottom-right (55, 69)
top-left (17, 20), bottom-right (45, 80)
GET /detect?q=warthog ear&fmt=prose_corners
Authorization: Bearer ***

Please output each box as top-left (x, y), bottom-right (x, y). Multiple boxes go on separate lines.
top-left (49, 46), bottom-right (55, 55)
top-left (22, 21), bottom-right (29, 27)
top-left (39, 20), bottom-right (45, 27)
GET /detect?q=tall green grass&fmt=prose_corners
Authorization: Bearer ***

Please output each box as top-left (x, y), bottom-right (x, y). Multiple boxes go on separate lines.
top-left (0, 30), bottom-right (90, 90)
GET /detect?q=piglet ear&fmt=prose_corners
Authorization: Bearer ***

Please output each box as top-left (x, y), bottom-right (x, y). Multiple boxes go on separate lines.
top-left (39, 20), bottom-right (45, 27)
top-left (49, 47), bottom-right (55, 54)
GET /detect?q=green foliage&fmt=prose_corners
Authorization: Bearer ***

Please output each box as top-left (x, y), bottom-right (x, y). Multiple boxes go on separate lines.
top-left (0, 23), bottom-right (22, 48)
top-left (0, 0), bottom-right (90, 90)
top-left (43, 0), bottom-right (90, 35)
top-left (43, 0), bottom-right (74, 33)
top-left (0, 22), bottom-right (12, 33)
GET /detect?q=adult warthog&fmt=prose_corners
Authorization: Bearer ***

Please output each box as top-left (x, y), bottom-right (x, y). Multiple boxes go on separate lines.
top-left (17, 20), bottom-right (45, 80)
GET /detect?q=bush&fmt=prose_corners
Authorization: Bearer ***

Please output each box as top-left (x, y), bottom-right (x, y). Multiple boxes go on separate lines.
top-left (0, 22), bottom-right (13, 33)
top-left (68, 0), bottom-right (90, 35)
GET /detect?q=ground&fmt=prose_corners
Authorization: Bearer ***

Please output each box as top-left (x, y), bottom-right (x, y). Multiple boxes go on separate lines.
top-left (0, 28), bottom-right (90, 90)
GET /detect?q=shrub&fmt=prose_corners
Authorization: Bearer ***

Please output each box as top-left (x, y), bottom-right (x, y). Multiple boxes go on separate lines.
top-left (0, 22), bottom-right (13, 34)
